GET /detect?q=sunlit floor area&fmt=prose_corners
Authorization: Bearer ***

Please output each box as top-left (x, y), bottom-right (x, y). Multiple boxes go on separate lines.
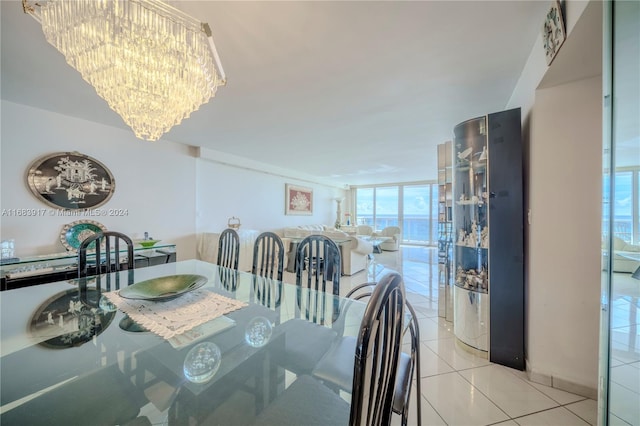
top-left (608, 271), bottom-right (640, 426)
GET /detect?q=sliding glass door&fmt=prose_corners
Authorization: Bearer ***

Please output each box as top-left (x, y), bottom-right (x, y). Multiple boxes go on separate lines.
top-left (600, 1), bottom-right (640, 424)
top-left (374, 186), bottom-right (399, 230)
top-left (354, 182), bottom-right (438, 245)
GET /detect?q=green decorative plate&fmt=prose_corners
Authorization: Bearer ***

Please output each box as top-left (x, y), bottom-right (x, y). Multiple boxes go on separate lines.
top-left (134, 239), bottom-right (161, 248)
top-left (118, 274), bottom-right (208, 301)
top-left (60, 220), bottom-right (107, 252)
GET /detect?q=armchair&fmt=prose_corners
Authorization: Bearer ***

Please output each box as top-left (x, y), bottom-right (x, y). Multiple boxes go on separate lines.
top-left (356, 225), bottom-right (374, 236)
top-left (377, 226), bottom-right (401, 251)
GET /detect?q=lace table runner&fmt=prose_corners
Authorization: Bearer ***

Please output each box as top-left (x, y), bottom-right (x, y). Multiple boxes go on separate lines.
top-left (105, 289), bottom-right (247, 339)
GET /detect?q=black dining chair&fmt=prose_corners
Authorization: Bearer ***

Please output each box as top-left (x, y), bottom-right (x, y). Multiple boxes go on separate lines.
top-left (251, 232), bottom-right (284, 281)
top-left (294, 234), bottom-right (341, 324)
top-left (312, 281), bottom-right (422, 426)
top-left (217, 228), bottom-right (240, 270)
top-left (274, 235), bottom-right (342, 375)
top-left (78, 231), bottom-right (134, 279)
top-left (253, 272), bottom-right (406, 426)
top-left (217, 265), bottom-right (239, 293)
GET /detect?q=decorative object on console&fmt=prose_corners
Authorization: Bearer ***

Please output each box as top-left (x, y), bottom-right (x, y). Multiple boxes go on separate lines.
top-left (542, 0), bottom-right (566, 65)
top-left (27, 151), bottom-right (115, 210)
top-left (285, 184), bottom-right (313, 215)
top-left (60, 220), bottom-right (107, 252)
top-left (227, 216), bottom-right (241, 230)
top-left (1, 239), bottom-right (16, 262)
top-left (135, 240), bottom-right (161, 248)
top-left (22, 0), bottom-right (226, 142)
top-left (133, 231), bottom-right (161, 248)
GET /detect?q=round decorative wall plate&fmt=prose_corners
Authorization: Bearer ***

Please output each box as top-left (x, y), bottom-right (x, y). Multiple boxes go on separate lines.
top-left (26, 151), bottom-right (115, 210)
top-left (60, 220), bottom-right (107, 252)
top-left (542, 0), bottom-right (566, 65)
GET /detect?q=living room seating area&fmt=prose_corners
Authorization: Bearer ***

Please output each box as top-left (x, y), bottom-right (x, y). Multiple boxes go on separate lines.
top-left (197, 224), bottom-right (375, 276)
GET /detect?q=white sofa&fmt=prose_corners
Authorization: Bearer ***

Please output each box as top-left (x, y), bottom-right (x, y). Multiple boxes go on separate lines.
top-left (197, 225), bottom-right (374, 276)
top-left (282, 225), bottom-right (374, 276)
top-left (611, 237), bottom-right (640, 273)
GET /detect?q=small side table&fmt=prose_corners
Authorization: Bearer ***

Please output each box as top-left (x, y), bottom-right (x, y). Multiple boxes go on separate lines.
top-left (360, 236), bottom-right (392, 253)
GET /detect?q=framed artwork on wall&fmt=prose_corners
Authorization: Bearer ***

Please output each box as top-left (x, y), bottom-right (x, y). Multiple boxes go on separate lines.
top-left (285, 184), bottom-right (313, 215)
top-left (542, 0), bottom-right (566, 65)
top-left (26, 151), bottom-right (115, 210)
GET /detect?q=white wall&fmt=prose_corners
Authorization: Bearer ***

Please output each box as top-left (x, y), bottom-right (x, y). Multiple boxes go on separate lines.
top-left (0, 100), bottom-right (198, 260)
top-left (0, 100), bottom-right (347, 264)
top-left (528, 76), bottom-right (602, 392)
top-left (195, 157), bottom-right (346, 234)
top-left (506, 0), bottom-right (601, 395)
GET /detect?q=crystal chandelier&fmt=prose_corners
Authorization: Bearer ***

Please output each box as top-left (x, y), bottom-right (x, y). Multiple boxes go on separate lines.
top-left (23, 0), bottom-right (226, 141)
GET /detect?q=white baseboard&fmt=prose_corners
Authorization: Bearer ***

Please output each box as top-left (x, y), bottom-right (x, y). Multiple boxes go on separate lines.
top-left (526, 359), bottom-right (598, 399)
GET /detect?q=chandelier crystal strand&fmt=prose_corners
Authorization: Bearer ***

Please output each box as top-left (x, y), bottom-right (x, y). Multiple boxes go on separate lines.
top-left (36, 0), bottom-right (224, 141)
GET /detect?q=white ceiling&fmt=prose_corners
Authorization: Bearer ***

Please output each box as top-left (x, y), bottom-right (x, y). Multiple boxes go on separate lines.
top-left (1, 1), bottom-right (550, 186)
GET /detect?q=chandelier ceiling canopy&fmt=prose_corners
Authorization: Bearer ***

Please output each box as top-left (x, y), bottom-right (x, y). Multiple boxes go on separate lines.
top-left (23, 0), bottom-right (226, 141)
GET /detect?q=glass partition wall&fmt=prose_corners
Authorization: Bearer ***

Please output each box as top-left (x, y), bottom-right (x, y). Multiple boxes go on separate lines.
top-left (599, 1), bottom-right (640, 424)
top-left (354, 183), bottom-right (438, 245)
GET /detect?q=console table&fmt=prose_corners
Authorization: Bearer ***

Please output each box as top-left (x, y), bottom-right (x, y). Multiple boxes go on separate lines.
top-left (0, 243), bottom-right (176, 291)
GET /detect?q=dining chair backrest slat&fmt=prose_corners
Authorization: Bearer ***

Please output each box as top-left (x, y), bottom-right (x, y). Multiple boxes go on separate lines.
top-left (294, 235), bottom-right (341, 325)
top-left (217, 228), bottom-right (240, 271)
top-left (252, 232), bottom-right (284, 281)
top-left (350, 272), bottom-right (405, 426)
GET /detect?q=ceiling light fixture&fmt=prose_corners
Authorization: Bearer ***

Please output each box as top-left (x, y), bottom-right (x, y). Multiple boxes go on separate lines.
top-left (23, 0), bottom-right (226, 141)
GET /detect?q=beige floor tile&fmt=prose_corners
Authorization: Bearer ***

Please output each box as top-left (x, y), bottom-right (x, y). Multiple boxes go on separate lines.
top-left (459, 365), bottom-right (558, 418)
top-left (417, 317), bottom-right (454, 341)
top-left (425, 337), bottom-right (491, 371)
top-left (418, 343), bottom-right (455, 377)
top-left (525, 381), bottom-right (586, 406)
top-left (609, 413), bottom-right (633, 426)
top-left (565, 399), bottom-right (598, 426)
top-left (422, 372), bottom-right (509, 426)
top-left (611, 363), bottom-right (640, 394)
top-left (390, 394), bottom-right (447, 426)
top-left (496, 366), bottom-right (585, 406)
top-left (513, 407), bottom-right (590, 425)
top-left (610, 382), bottom-right (640, 426)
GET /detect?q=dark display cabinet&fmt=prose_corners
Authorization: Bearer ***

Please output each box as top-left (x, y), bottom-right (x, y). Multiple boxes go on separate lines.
top-left (452, 108), bottom-right (524, 370)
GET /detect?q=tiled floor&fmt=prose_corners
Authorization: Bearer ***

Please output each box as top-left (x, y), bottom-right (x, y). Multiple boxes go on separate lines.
top-left (141, 246), bottom-right (601, 425)
top-left (608, 271), bottom-right (640, 426)
top-left (365, 246), bottom-right (599, 426)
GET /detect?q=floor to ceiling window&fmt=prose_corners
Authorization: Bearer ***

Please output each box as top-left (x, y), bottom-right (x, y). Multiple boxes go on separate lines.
top-left (354, 182), bottom-right (438, 245)
top-left (374, 186), bottom-right (399, 230)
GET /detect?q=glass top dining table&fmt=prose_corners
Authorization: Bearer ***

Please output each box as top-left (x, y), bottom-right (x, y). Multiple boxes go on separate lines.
top-left (0, 259), bottom-right (368, 425)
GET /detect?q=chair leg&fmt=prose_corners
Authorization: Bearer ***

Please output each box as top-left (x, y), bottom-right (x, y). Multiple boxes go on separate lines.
top-left (414, 338), bottom-right (422, 426)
